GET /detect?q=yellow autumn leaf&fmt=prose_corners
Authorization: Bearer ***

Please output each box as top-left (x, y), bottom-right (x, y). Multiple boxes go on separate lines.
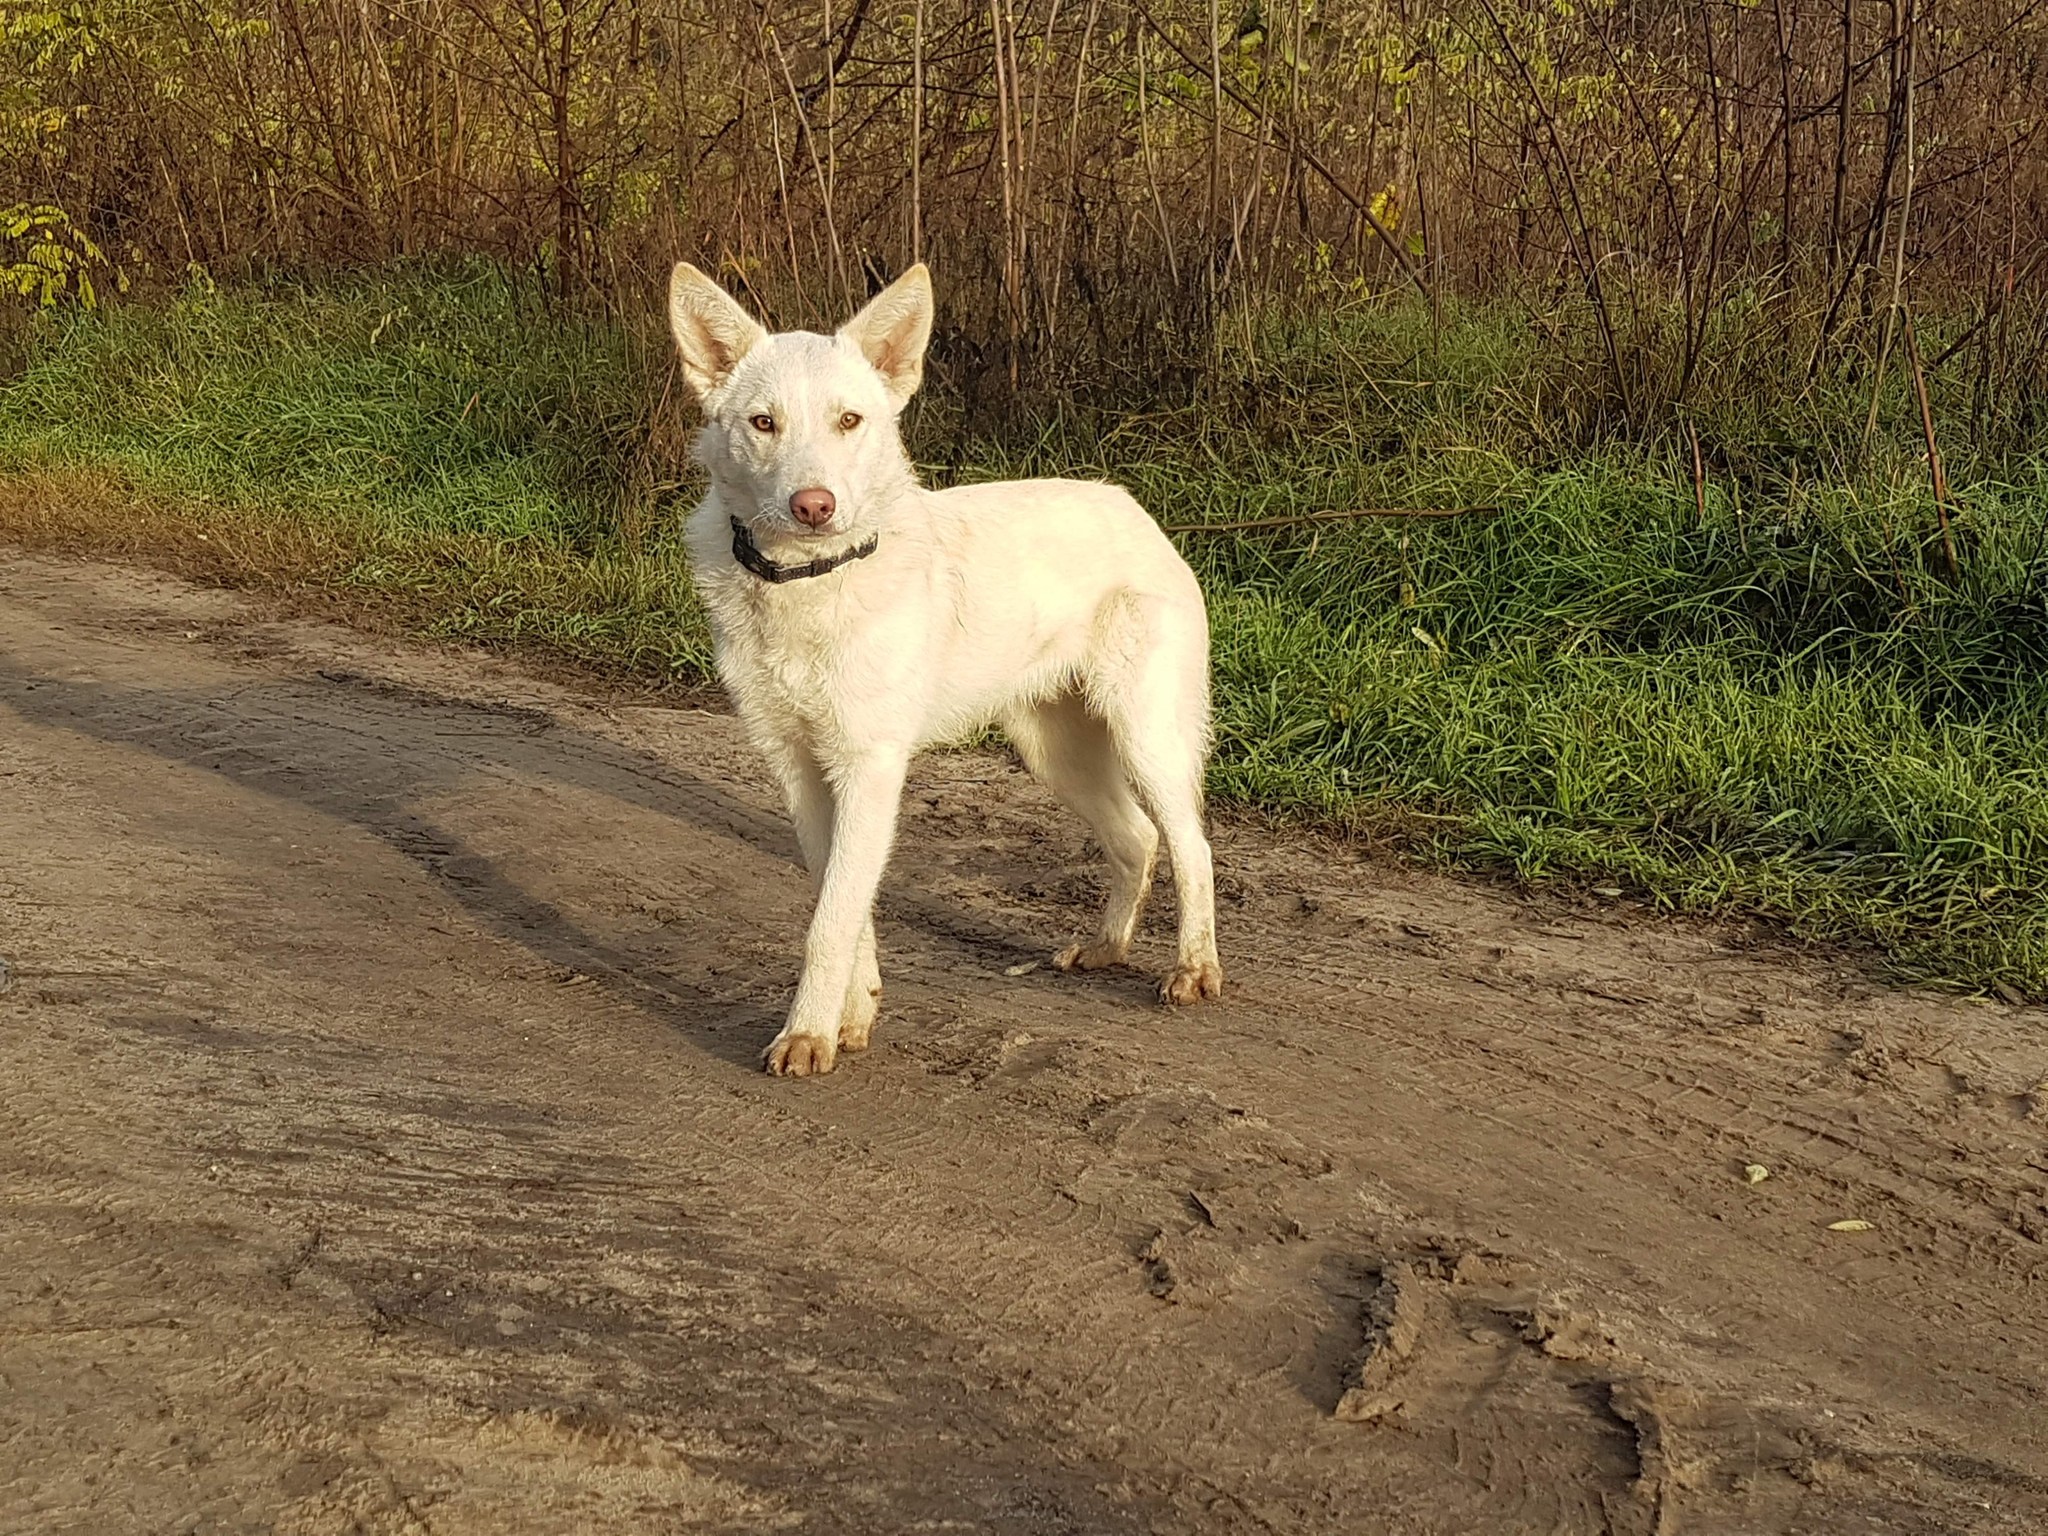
top-left (1368, 185), bottom-right (1402, 234)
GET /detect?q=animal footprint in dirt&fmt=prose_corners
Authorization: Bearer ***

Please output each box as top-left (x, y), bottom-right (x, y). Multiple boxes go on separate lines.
top-left (1332, 1245), bottom-right (1675, 1535)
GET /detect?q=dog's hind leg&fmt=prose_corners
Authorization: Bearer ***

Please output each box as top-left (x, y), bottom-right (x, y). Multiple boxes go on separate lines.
top-left (1005, 690), bottom-right (1160, 973)
top-left (769, 743), bottom-right (884, 1062)
top-left (1089, 596), bottom-right (1223, 1005)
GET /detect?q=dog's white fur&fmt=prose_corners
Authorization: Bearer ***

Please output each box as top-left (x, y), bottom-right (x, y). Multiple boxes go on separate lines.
top-left (669, 261), bottom-right (1222, 1075)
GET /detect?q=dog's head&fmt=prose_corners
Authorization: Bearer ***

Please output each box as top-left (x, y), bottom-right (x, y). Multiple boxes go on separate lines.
top-left (667, 263), bottom-right (932, 547)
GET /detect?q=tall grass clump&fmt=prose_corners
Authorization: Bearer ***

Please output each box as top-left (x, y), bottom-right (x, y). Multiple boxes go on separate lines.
top-left (948, 297), bottom-right (2048, 993)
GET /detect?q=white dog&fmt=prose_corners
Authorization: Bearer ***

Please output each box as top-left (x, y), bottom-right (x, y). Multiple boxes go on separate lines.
top-left (668, 262), bottom-right (1222, 1076)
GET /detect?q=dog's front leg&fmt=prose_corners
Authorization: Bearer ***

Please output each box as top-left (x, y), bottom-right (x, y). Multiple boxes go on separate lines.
top-left (765, 748), bottom-right (911, 1077)
top-left (769, 744), bottom-right (882, 1057)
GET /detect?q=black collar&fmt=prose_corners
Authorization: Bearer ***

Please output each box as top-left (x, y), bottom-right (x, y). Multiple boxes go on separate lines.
top-left (730, 518), bottom-right (879, 584)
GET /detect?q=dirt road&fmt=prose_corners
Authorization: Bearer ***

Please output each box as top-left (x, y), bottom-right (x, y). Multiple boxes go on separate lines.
top-left (2, 550), bottom-right (2045, 1535)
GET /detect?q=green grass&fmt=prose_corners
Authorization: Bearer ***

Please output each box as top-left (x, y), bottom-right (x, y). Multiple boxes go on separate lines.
top-left (0, 265), bottom-right (714, 677)
top-left (4, 265), bottom-right (2047, 995)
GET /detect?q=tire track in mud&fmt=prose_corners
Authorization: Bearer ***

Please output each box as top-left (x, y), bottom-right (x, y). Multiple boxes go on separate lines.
top-left (3, 551), bottom-right (2045, 1535)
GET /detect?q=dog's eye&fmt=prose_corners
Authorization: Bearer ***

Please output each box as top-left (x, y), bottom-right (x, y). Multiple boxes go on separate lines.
top-left (838, 411), bottom-right (863, 432)
top-left (749, 414), bottom-right (776, 434)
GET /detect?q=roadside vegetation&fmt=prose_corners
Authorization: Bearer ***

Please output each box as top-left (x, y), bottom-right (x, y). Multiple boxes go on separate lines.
top-left (3, 266), bottom-right (2046, 995)
top-left (4, 0), bottom-right (2046, 989)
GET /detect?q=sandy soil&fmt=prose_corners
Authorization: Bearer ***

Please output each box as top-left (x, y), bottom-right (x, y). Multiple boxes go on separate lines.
top-left (2, 548), bottom-right (2045, 1535)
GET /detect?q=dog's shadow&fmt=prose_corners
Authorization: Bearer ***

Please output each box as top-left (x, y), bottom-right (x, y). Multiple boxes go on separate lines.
top-left (1, 658), bottom-right (1150, 1069)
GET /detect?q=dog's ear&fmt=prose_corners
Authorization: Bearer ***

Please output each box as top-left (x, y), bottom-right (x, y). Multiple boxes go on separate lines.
top-left (839, 264), bottom-right (934, 408)
top-left (668, 263), bottom-right (766, 405)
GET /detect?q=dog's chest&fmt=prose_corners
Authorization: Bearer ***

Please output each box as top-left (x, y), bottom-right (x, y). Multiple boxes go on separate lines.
top-left (701, 576), bottom-right (901, 737)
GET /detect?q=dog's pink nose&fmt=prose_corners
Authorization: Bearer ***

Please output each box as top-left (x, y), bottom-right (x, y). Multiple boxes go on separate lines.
top-left (789, 488), bottom-right (837, 528)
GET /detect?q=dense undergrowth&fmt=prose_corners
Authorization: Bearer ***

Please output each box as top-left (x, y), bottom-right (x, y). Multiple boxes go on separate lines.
top-left (3, 266), bottom-right (2046, 995)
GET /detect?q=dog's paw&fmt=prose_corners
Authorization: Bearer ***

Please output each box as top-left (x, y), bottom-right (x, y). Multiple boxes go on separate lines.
top-left (839, 987), bottom-right (880, 1053)
top-left (764, 1030), bottom-right (840, 1077)
top-left (1157, 960), bottom-right (1224, 1006)
top-left (1053, 939), bottom-right (1128, 972)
